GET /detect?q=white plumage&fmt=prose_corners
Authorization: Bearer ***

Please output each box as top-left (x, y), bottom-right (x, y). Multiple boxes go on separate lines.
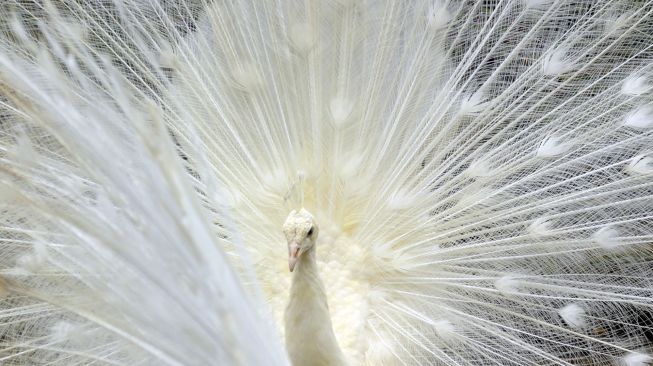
top-left (0, 1), bottom-right (652, 365)
top-left (283, 209), bottom-right (348, 366)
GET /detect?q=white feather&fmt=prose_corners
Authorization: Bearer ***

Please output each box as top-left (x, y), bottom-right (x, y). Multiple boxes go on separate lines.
top-left (626, 155), bottom-right (653, 175)
top-left (290, 22), bottom-right (316, 52)
top-left (329, 98), bottom-right (355, 127)
top-left (622, 74), bottom-right (652, 96)
top-left (465, 158), bottom-right (493, 177)
top-left (624, 105), bottom-right (653, 130)
top-left (543, 46), bottom-right (576, 75)
top-left (605, 11), bottom-right (634, 35)
top-left (621, 352), bottom-right (653, 366)
top-left (231, 62), bottom-right (263, 91)
top-left (593, 226), bottom-right (621, 250)
top-left (495, 275), bottom-right (521, 295)
top-left (433, 320), bottom-right (456, 342)
top-left (428, 3), bottom-right (452, 30)
top-left (537, 135), bottom-right (571, 158)
top-left (459, 90), bottom-right (489, 115)
top-left (529, 217), bottom-right (553, 235)
top-left (559, 303), bottom-right (586, 329)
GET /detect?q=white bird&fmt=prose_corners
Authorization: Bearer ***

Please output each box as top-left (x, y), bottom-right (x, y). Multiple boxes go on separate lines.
top-left (283, 209), bottom-right (347, 366)
top-left (0, 1), bottom-right (652, 365)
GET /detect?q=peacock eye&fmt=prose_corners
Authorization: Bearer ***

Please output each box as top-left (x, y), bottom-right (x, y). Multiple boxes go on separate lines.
top-left (307, 228), bottom-right (313, 236)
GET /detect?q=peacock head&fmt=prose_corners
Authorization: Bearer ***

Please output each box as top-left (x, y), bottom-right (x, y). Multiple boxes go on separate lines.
top-left (282, 208), bottom-right (319, 272)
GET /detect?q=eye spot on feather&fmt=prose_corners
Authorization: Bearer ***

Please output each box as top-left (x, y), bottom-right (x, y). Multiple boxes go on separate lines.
top-left (559, 303), bottom-right (586, 329)
top-left (329, 98), bottom-right (354, 127)
top-left (543, 45), bottom-right (576, 75)
top-left (621, 351), bottom-right (652, 366)
top-left (624, 105), bottom-right (653, 130)
top-left (626, 155), bottom-right (653, 175)
top-left (496, 274), bottom-right (521, 295)
top-left (593, 226), bottom-right (621, 250)
top-left (427, 3), bottom-right (452, 30)
top-left (622, 75), bottom-right (651, 96)
top-left (528, 217), bottom-right (553, 236)
top-left (231, 62), bottom-right (262, 91)
top-left (537, 135), bottom-right (570, 158)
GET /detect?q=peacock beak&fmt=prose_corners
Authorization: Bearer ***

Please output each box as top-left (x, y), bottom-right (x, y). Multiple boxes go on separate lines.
top-left (288, 243), bottom-right (301, 272)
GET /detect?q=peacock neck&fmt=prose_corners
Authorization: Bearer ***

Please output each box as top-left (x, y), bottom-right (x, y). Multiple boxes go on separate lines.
top-left (286, 244), bottom-right (348, 365)
top-left (291, 245), bottom-right (322, 288)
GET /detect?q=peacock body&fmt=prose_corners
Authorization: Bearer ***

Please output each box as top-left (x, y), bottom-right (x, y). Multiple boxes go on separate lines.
top-left (0, 0), bottom-right (652, 365)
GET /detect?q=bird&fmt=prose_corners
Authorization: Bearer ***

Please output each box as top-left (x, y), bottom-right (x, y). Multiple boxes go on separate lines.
top-left (0, 0), bottom-right (652, 365)
top-left (283, 208), bottom-right (348, 366)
